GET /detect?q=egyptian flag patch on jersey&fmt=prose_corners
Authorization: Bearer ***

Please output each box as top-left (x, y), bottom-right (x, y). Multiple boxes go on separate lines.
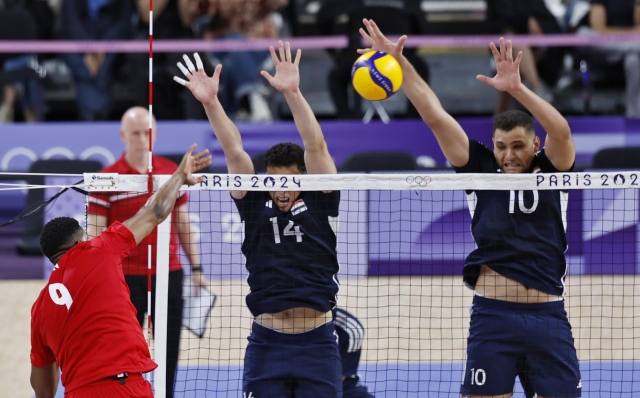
top-left (291, 199), bottom-right (308, 215)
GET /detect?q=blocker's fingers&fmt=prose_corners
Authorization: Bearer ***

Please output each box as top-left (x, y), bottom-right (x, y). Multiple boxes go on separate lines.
top-left (268, 45), bottom-right (280, 65)
top-left (174, 76), bottom-right (187, 86)
top-left (368, 20), bottom-right (386, 41)
top-left (212, 64), bottom-right (222, 81)
top-left (396, 35), bottom-right (407, 51)
top-left (359, 26), bottom-right (374, 45)
top-left (260, 70), bottom-right (274, 85)
top-left (278, 40), bottom-right (286, 63)
top-left (285, 41), bottom-right (292, 63)
top-left (183, 54), bottom-right (196, 73)
top-left (293, 49), bottom-right (301, 67)
top-left (177, 62), bottom-right (190, 78)
top-left (194, 53), bottom-right (204, 70)
top-left (514, 51), bottom-right (523, 69)
top-left (489, 42), bottom-right (500, 62)
top-left (476, 74), bottom-right (488, 82)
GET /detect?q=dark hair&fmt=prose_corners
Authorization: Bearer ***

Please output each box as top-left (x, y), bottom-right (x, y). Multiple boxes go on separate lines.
top-left (493, 110), bottom-right (535, 136)
top-left (40, 217), bottom-right (82, 261)
top-left (264, 143), bottom-right (306, 173)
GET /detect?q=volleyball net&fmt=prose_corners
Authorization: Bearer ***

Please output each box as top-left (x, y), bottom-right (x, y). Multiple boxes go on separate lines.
top-left (75, 170), bottom-right (640, 397)
top-left (2, 169), bottom-right (638, 396)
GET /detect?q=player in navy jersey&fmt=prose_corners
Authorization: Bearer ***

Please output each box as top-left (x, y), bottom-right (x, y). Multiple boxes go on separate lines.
top-left (358, 20), bottom-right (580, 398)
top-left (177, 41), bottom-right (342, 397)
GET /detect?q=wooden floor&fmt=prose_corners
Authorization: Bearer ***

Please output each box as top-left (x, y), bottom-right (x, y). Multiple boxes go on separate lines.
top-left (3, 275), bottom-right (640, 397)
top-left (179, 275), bottom-right (640, 365)
top-left (0, 280), bottom-right (47, 398)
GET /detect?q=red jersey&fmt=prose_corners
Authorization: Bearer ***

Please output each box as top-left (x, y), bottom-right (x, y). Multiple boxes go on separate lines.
top-left (30, 222), bottom-right (157, 393)
top-left (87, 155), bottom-right (188, 275)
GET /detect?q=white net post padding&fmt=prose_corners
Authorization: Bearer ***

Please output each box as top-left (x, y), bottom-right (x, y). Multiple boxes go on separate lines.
top-left (154, 175), bottom-right (171, 398)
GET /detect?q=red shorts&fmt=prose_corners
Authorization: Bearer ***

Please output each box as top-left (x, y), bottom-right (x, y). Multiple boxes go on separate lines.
top-left (66, 373), bottom-right (153, 398)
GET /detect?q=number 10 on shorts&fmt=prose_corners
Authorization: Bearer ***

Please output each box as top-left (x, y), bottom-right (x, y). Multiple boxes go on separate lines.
top-left (470, 368), bottom-right (486, 386)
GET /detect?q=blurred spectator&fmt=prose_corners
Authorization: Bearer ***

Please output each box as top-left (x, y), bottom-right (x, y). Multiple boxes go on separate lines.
top-left (576, 0), bottom-right (640, 118)
top-left (208, 0), bottom-right (288, 39)
top-left (317, 0), bottom-right (430, 119)
top-left (200, 0), bottom-right (289, 122)
top-left (130, 0), bottom-right (287, 122)
top-left (0, 0), bottom-right (53, 123)
top-left (130, 0), bottom-right (203, 120)
top-left (61, 0), bottom-right (133, 120)
top-left (485, 0), bottom-right (565, 114)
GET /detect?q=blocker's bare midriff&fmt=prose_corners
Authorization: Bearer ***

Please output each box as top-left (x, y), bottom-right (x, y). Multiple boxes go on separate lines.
top-left (255, 308), bottom-right (333, 334)
top-left (475, 265), bottom-right (563, 303)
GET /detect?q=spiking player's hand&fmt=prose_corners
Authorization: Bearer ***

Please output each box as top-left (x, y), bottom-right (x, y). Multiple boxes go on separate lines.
top-left (178, 144), bottom-right (212, 185)
top-left (476, 38), bottom-right (523, 93)
top-left (260, 41), bottom-right (301, 94)
top-left (174, 53), bottom-right (223, 106)
top-left (358, 19), bottom-right (406, 60)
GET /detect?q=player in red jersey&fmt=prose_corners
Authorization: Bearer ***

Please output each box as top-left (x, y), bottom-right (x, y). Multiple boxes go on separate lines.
top-left (30, 144), bottom-right (211, 398)
top-left (86, 106), bottom-right (209, 397)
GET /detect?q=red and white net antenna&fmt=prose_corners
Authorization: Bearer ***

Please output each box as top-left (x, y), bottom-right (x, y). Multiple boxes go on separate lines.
top-left (146, 0), bottom-right (154, 348)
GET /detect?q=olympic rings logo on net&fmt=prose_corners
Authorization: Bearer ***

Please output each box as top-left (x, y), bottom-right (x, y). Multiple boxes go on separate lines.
top-left (405, 176), bottom-right (432, 187)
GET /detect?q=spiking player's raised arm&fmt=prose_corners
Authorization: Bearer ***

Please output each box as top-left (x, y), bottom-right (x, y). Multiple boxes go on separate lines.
top-left (31, 145), bottom-right (210, 398)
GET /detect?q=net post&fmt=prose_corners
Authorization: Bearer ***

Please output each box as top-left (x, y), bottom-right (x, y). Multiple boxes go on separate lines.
top-left (147, 0), bottom-right (155, 385)
top-left (153, 175), bottom-right (170, 398)
top-left (147, 245), bottom-right (152, 347)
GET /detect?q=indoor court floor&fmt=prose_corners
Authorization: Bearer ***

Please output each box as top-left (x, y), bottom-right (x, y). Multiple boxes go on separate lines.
top-left (3, 275), bottom-right (639, 397)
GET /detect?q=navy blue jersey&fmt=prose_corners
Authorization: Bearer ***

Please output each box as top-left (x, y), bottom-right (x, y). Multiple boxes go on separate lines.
top-left (453, 140), bottom-right (573, 296)
top-left (234, 190), bottom-right (341, 316)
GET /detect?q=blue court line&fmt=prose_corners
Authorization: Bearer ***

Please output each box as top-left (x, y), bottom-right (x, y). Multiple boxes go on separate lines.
top-left (172, 362), bottom-right (640, 397)
top-left (49, 361), bottom-right (640, 397)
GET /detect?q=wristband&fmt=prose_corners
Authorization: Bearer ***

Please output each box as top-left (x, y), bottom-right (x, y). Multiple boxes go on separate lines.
top-left (191, 265), bottom-right (203, 272)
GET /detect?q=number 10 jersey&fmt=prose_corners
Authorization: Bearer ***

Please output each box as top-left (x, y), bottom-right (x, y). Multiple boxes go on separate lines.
top-left (454, 140), bottom-right (573, 297)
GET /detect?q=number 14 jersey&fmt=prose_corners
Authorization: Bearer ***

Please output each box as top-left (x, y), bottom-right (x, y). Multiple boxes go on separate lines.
top-left (233, 190), bottom-right (340, 317)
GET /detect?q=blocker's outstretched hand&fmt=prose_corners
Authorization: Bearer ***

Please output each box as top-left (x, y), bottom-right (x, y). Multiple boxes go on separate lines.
top-left (358, 19), bottom-right (406, 60)
top-left (476, 38), bottom-right (523, 92)
top-left (174, 53), bottom-right (223, 106)
top-left (261, 41), bottom-right (301, 94)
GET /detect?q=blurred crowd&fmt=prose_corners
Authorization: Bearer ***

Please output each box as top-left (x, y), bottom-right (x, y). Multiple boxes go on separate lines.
top-left (0, 0), bottom-right (638, 123)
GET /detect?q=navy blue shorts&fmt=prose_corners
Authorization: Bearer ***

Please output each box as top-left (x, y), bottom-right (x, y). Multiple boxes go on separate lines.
top-left (243, 320), bottom-right (342, 398)
top-left (460, 296), bottom-right (581, 397)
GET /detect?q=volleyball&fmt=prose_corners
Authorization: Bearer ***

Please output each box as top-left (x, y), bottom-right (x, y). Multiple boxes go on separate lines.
top-left (351, 51), bottom-right (403, 101)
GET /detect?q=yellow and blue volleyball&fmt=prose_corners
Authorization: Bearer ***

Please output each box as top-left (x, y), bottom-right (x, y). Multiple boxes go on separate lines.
top-left (351, 51), bottom-right (403, 101)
